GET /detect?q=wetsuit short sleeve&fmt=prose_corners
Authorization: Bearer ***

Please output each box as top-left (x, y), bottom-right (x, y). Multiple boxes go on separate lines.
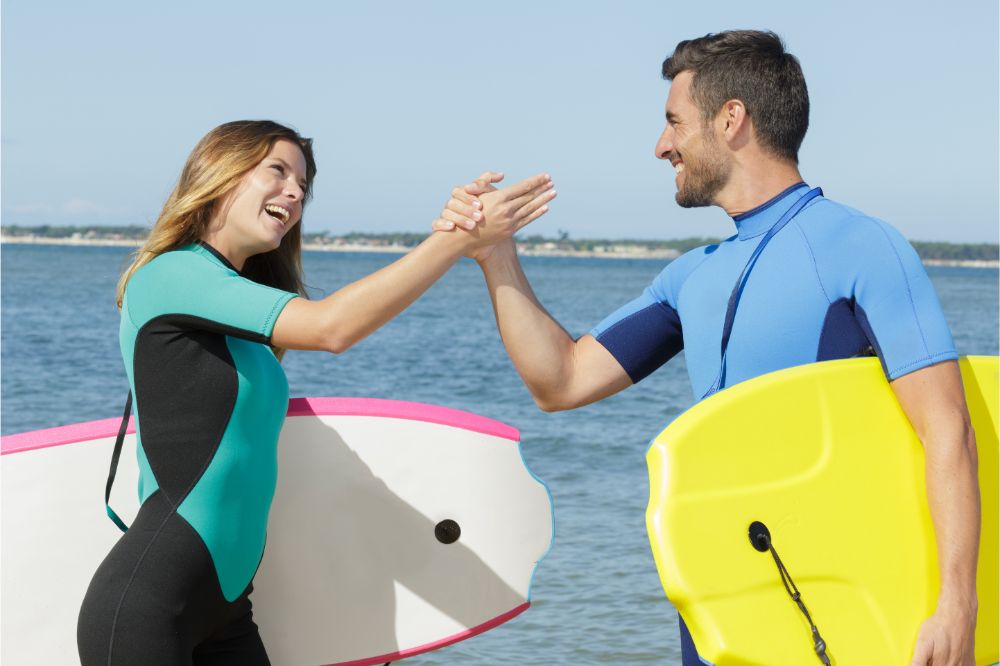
top-left (589, 256), bottom-right (693, 383)
top-left (814, 217), bottom-right (957, 380)
top-left (124, 247), bottom-right (296, 343)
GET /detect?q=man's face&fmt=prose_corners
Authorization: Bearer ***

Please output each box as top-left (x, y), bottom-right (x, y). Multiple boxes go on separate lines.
top-left (654, 71), bottom-right (731, 208)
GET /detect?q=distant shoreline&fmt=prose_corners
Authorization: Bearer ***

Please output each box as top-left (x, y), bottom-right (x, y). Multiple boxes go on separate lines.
top-left (2, 235), bottom-right (997, 268)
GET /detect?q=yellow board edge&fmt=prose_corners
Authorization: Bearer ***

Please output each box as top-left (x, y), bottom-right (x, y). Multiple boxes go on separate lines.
top-left (646, 356), bottom-right (998, 666)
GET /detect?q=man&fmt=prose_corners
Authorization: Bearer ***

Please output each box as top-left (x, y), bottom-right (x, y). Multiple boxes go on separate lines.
top-left (437, 30), bottom-right (979, 665)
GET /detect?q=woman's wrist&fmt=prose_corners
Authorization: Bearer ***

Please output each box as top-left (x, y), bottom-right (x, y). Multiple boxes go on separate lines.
top-left (424, 225), bottom-right (472, 258)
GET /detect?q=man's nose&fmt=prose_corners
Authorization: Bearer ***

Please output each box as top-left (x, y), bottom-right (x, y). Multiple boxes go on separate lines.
top-left (654, 126), bottom-right (674, 160)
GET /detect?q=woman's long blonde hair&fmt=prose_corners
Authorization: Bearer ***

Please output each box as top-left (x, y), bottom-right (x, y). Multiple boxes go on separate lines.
top-left (116, 121), bottom-right (318, 310)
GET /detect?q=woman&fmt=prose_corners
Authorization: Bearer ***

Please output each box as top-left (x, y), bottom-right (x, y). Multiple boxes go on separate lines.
top-left (77, 120), bottom-right (555, 666)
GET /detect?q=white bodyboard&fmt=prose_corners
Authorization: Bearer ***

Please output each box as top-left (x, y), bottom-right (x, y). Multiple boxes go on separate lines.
top-left (1, 398), bottom-right (553, 665)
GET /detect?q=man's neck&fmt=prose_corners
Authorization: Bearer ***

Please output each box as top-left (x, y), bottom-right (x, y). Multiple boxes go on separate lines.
top-left (715, 159), bottom-right (804, 218)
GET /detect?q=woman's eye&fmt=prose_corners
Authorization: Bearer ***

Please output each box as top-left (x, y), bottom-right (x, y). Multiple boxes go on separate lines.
top-left (270, 164), bottom-right (285, 174)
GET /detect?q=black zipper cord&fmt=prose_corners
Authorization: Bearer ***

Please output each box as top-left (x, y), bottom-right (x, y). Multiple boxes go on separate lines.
top-left (749, 521), bottom-right (831, 665)
top-left (768, 544), bottom-right (831, 665)
top-left (105, 391), bottom-right (133, 532)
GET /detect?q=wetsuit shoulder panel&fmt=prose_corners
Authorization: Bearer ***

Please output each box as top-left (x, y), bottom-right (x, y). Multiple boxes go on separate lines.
top-left (797, 206), bottom-right (957, 379)
top-left (124, 245), bottom-right (296, 342)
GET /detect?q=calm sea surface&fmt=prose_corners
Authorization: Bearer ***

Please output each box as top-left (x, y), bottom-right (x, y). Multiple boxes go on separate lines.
top-left (2, 244), bottom-right (997, 664)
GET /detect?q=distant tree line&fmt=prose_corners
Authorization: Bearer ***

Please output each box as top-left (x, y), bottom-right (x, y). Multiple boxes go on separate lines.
top-left (1, 224), bottom-right (151, 239)
top-left (909, 241), bottom-right (999, 262)
top-left (515, 234), bottom-right (723, 254)
top-left (327, 231), bottom-right (426, 246)
top-left (3, 226), bottom-right (998, 262)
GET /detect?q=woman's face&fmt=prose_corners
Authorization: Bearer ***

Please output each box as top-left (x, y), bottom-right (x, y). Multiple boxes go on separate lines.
top-left (212, 139), bottom-right (309, 263)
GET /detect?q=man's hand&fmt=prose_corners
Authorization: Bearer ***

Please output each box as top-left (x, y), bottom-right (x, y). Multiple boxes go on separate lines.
top-left (432, 171), bottom-right (556, 262)
top-left (908, 601), bottom-right (977, 665)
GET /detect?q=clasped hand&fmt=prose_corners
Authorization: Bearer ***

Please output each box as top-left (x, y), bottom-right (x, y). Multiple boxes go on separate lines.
top-left (432, 171), bottom-right (556, 262)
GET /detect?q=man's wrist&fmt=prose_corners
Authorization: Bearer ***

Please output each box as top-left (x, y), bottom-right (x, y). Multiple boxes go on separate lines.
top-left (937, 587), bottom-right (978, 614)
top-left (476, 239), bottom-right (518, 270)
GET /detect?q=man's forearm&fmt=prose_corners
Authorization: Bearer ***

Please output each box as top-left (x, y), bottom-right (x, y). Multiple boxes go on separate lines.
top-left (478, 242), bottom-right (578, 410)
top-left (924, 421), bottom-right (980, 611)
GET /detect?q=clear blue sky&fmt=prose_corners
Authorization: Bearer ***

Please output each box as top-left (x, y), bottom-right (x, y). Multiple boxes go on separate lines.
top-left (2, 0), bottom-right (997, 242)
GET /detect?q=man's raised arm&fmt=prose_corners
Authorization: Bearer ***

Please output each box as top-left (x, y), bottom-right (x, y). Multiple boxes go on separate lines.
top-left (475, 240), bottom-right (633, 411)
top-left (433, 173), bottom-right (633, 412)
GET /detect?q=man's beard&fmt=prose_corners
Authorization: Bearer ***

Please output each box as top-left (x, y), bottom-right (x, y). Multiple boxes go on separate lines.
top-left (675, 132), bottom-right (731, 209)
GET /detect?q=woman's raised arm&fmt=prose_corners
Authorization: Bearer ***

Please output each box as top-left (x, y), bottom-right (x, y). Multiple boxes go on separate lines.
top-left (271, 172), bottom-right (554, 353)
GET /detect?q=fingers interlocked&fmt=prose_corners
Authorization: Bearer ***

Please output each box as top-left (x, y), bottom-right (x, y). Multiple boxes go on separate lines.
top-left (433, 172), bottom-right (556, 235)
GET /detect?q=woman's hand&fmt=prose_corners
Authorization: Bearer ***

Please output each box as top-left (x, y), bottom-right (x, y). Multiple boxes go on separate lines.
top-left (433, 171), bottom-right (556, 263)
top-left (433, 171), bottom-right (504, 231)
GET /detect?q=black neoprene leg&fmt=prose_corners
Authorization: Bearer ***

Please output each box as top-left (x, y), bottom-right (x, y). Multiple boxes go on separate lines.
top-left (78, 492), bottom-right (268, 666)
top-left (192, 601), bottom-right (270, 666)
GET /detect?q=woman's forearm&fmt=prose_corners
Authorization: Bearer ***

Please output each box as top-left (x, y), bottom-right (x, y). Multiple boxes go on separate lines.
top-left (272, 232), bottom-right (466, 352)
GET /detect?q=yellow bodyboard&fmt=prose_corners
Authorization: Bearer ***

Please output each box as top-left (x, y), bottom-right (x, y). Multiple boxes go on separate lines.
top-left (646, 356), bottom-right (998, 665)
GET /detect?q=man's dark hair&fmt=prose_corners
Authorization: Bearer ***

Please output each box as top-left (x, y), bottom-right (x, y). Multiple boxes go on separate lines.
top-left (662, 30), bottom-right (809, 163)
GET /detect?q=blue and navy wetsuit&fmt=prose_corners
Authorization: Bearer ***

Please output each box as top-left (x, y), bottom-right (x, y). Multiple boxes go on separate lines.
top-left (78, 242), bottom-right (297, 666)
top-left (589, 183), bottom-right (957, 665)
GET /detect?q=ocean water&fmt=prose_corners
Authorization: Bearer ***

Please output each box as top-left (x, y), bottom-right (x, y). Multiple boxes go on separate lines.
top-left (1, 244), bottom-right (997, 665)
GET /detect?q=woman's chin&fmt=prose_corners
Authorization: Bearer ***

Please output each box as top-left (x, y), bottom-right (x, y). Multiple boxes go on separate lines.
top-left (246, 238), bottom-right (283, 260)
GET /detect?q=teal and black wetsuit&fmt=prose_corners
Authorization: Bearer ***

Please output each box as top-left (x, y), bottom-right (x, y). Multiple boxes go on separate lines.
top-left (78, 241), bottom-right (296, 666)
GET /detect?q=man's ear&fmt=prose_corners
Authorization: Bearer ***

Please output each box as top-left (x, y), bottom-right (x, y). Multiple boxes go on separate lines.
top-left (717, 98), bottom-right (750, 148)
